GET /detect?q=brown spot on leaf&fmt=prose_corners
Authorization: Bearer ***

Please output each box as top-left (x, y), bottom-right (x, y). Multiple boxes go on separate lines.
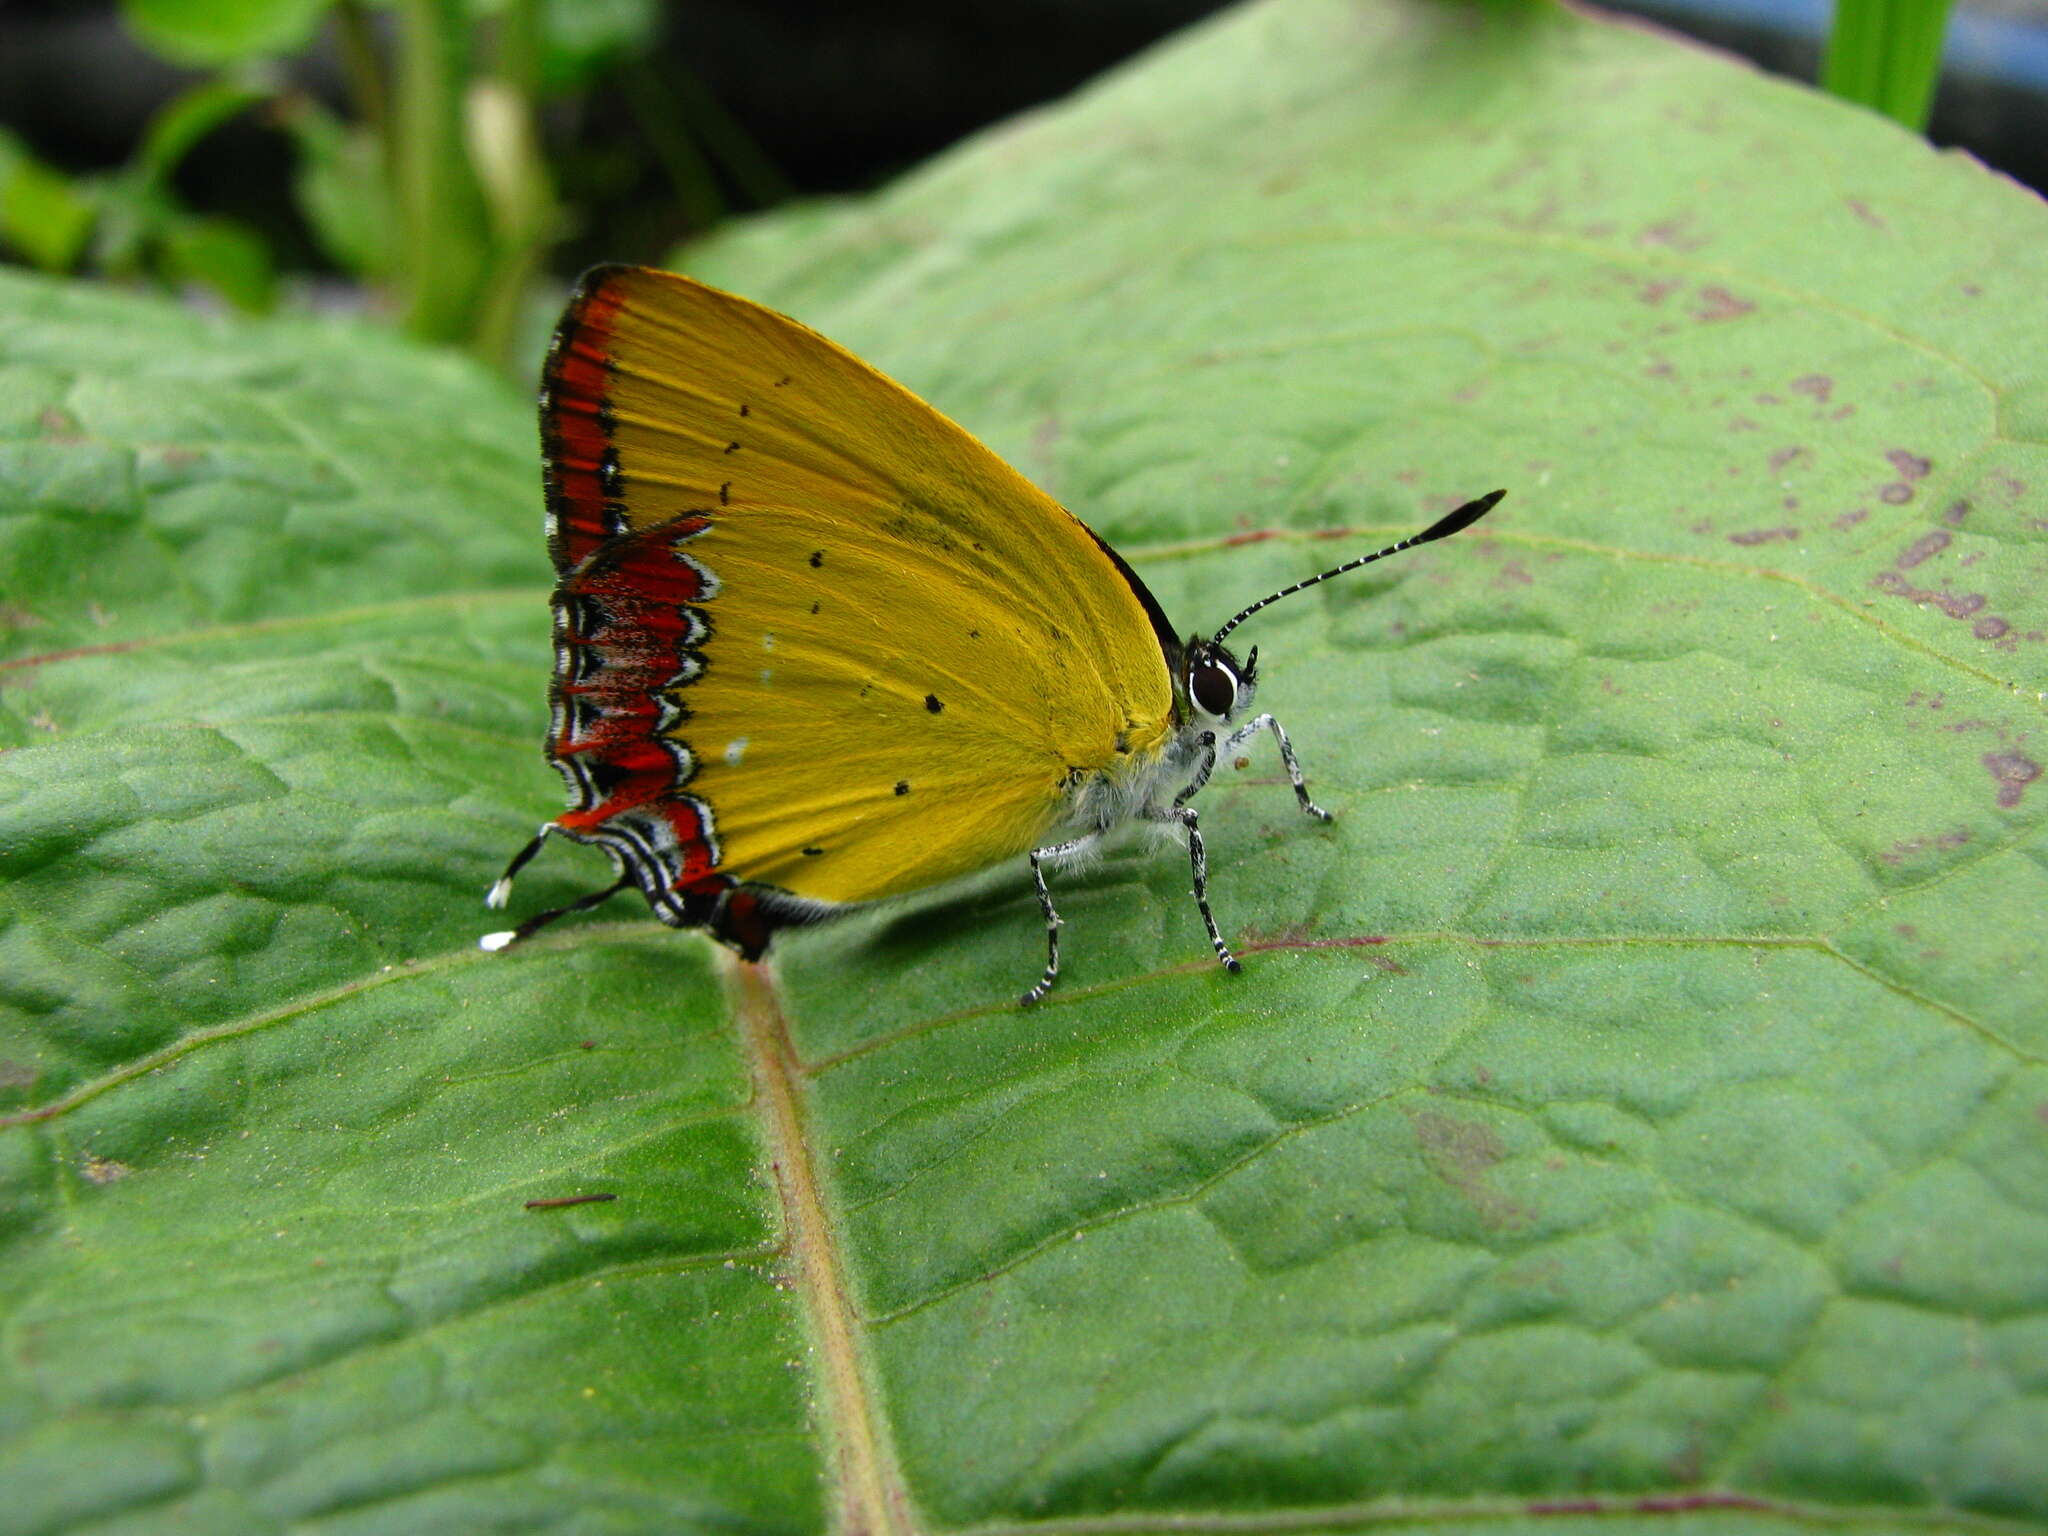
top-left (81, 1155), bottom-right (131, 1185)
top-left (1870, 570), bottom-right (1984, 619)
top-left (1693, 286), bottom-right (1755, 322)
top-left (1728, 526), bottom-right (1798, 546)
top-left (1832, 508), bottom-right (1868, 530)
top-left (1769, 446), bottom-right (1809, 472)
top-left (1973, 617), bottom-right (2010, 641)
top-left (1886, 450), bottom-right (1931, 481)
top-left (1880, 828), bottom-right (1972, 865)
top-left (1984, 751), bottom-right (2041, 808)
top-left (1412, 1110), bottom-right (1530, 1230)
top-left (524, 1192), bottom-right (618, 1210)
top-left (1790, 374), bottom-right (1834, 403)
top-left (37, 407), bottom-right (82, 441)
top-left (1879, 483), bottom-right (1914, 505)
top-left (1847, 198), bottom-right (1887, 228)
top-left (1896, 530), bottom-right (1950, 569)
top-left (1640, 217), bottom-right (1705, 250)
top-left (1032, 412), bottom-right (1063, 466)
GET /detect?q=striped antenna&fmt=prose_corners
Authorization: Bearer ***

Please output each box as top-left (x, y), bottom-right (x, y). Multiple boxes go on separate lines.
top-left (1210, 489), bottom-right (1506, 647)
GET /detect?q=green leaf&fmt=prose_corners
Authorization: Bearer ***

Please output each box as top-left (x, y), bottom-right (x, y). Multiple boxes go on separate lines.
top-left (159, 214), bottom-right (279, 312)
top-left (6, 0), bottom-right (2048, 1529)
top-left (0, 130), bottom-right (97, 273)
top-left (535, 0), bottom-right (660, 96)
top-left (135, 76), bottom-right (274, 184)
top-left (283, 101), bottom-right (397, 281)
top-left (120, 0), bottom-right (332, 66)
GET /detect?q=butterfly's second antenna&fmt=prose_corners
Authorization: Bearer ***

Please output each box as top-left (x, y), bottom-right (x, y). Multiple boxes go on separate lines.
top-left (1212, 488), bottom-right (1506, 646)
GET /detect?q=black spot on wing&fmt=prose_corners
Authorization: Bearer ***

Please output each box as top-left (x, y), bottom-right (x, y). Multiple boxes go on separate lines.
top-left (894, 780), bottom-right (910, 796)
top-left (924, 693), bottom-right (943, 714)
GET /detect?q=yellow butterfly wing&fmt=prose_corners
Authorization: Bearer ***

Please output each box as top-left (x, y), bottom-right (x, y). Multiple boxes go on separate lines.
top-left (538, 265), bottom-right (1177, 954)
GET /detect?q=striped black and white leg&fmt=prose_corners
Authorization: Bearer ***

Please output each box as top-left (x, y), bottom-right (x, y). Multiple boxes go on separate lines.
top-left (486, 823), bottom-right (557, 909)
top-left (1178, 729), bottom-right (1219, 803)
top-left (1151, 802), bottom-right (1241, 975)
top-left (1022, 834), bottom-right (1099, 1005)
top-left (479, 873), bottom-right (630, 952)
top-left (1224, 713), bottom-right (1330, 822)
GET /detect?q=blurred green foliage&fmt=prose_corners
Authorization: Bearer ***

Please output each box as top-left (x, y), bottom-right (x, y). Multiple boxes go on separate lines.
top-left (0, 76), bottom-right (277, 314)
top-left (0, 0), bottom-right (777, 372)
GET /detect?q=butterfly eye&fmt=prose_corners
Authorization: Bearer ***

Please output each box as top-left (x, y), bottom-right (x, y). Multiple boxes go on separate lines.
top-left (1190, 657), bottom-right (1238, 718)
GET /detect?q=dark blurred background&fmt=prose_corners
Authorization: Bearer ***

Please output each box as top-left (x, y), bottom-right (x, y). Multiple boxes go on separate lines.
top-left (2, 0), bottom-right (2043, 367)
top-left (0, 2), bottom-right (1237, 284)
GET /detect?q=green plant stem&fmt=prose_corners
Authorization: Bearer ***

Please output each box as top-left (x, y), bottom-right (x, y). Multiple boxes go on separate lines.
top-left (331, 0), bottom-right (389, 173)
top-left (668, 67), bottom-right (794, 210)
top-left (470, 0), bottom-right (561, 374)
top-left (619, 57), bottom-right (728, 231)
top-left (393, 0), bottom-right (490, 344)
top-left (1821, 0), bottom-right (1956, 130)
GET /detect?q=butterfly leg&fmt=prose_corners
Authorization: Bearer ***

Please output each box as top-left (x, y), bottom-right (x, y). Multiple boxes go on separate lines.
top-left (1151, 732), bottom-right (1239, 973)
top-left (1150, 801), bottom-right (1242, 976)
top-left (1223, 713), bottom-right (1331, 822)
top-left (479, 873), bottom-right (631, 952)
top-left (1022, 834), bottom-right (1099, 1006)
top-left (486, 823), bottom-right (557, 909)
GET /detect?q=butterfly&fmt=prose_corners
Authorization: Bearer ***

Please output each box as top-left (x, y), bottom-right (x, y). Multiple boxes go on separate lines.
top-left (482, 264), bottom-right (1503, 1002)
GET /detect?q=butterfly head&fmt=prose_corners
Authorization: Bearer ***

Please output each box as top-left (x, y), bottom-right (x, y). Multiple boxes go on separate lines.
top-left (1181, 636), bottom-right (1259, 727)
